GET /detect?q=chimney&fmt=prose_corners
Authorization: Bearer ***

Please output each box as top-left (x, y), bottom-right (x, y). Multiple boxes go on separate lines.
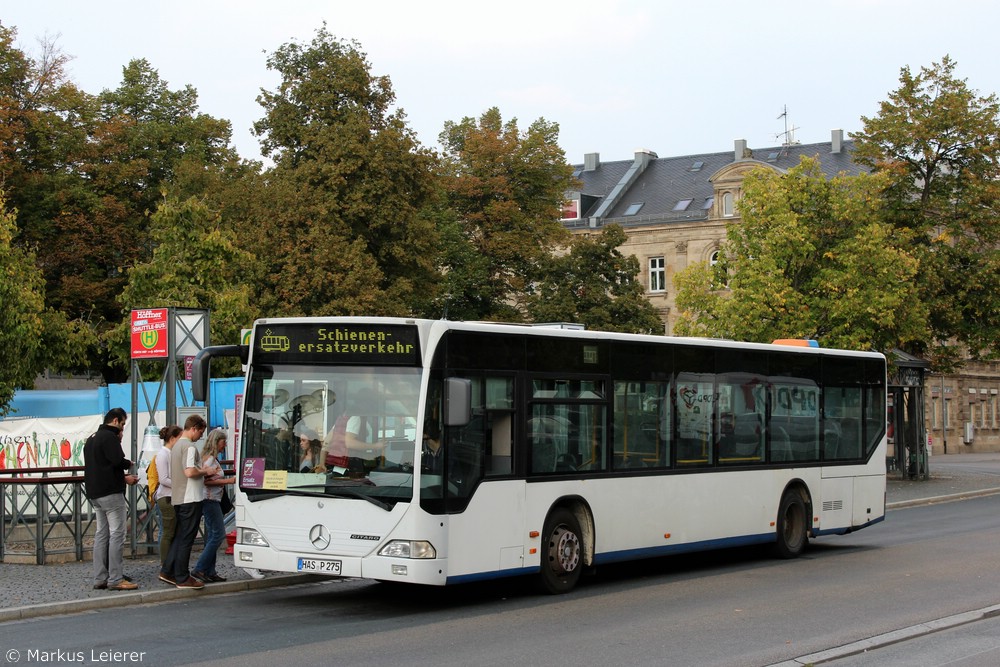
top-left (634, 148), bottom-right (657, 168)
top-left (583, 153), bottom-right (600, 171)
top-left (831, 129), bottom-right (843, 154)
top-left (735, 139), bottom-right (747, 161)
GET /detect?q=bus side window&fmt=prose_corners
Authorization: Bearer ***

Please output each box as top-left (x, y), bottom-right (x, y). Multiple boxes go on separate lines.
top-left (488, 413), bottom-right (512, 475)
top-left (481, 376), bottom-right (514, 477)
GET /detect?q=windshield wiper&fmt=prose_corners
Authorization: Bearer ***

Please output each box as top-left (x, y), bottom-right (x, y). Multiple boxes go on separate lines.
top-left (324, 485), bottom-right (391, 511)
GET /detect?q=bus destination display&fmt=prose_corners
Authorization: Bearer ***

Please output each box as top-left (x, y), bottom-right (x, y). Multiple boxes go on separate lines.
top-left (254, 323), bottom-right (420, 365)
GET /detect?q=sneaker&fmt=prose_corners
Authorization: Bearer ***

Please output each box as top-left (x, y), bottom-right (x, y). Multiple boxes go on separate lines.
top-left (175, 577), bottom-right (205, 590)
top-left (191, 570), bottom-right (208, 582)
top-left (158, 572), bottom-right (176, 585)
top-left (93, 581), bottom-right (107, 590)
top-left (207, 573), bottom-right (227, 582)
top-left (108, 580), bottom-right (139, 591)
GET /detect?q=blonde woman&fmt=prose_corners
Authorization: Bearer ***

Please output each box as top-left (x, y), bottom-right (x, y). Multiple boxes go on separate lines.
top-left (191, 429), bottom-right (234, 582)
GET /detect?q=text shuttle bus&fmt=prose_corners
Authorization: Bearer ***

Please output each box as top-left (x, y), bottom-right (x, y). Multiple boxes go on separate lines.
top-left (192, 318), bottom-right (886, 594)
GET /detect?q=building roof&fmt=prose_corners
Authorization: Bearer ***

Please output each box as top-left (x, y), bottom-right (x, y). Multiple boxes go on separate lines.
top-left (566, 135), bottom-right (865, 227)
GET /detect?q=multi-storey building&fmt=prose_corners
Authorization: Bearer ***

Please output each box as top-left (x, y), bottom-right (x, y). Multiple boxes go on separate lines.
top-left (562, 132), bottom-right (1000, 456)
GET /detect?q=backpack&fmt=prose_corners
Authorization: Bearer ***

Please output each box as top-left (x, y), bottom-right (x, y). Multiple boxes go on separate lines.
top-left (146, 457), bottom-right (159, 503)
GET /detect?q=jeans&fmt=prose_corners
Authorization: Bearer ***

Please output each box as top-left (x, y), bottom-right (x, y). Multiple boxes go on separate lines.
top-left (193, 500), bottom-right (225, 576)
top-left (156, 496), bottom-right (176, 568)
top-left (164, 502), bottom-right (202, 582)
top-left (92, 493), bottom-right (128, 586)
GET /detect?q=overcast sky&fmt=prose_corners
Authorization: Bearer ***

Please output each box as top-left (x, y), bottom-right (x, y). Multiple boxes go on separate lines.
top-left (5, 1), bottom-right (1000, 165)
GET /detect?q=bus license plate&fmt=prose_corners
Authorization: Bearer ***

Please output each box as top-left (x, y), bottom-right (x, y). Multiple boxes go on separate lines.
top-left (297, 558), bottom-right (342, 574)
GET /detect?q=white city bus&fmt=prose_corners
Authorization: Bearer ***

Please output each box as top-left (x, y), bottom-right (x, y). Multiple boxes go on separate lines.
top-left (193, 318), bottom-right (886, 594)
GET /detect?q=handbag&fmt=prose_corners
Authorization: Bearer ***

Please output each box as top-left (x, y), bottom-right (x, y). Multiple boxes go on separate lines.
top-left (220, 490), bottom-right (234, 515)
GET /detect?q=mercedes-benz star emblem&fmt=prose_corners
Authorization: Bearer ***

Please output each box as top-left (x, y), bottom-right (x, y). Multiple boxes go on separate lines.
top-left (309, 524), bottom-right (331, 550)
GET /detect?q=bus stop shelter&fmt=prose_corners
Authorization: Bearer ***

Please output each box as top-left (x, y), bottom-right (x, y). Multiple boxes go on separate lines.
top-left (889, 350), bottom-right (930, 480)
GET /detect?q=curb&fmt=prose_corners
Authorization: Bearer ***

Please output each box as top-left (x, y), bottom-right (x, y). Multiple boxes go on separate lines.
top-left (886, 487), bottom-right (1000, 510)
top-left (770, 603), bottom-right (1000, 666)
top-left (0, 574), bottom-right (317, 623)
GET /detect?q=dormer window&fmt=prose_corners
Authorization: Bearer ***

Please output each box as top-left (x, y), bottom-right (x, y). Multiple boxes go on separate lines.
top-left (624, 202), bottom-right (644, 216)
top-left (722, 192), bottom-right (735, 217)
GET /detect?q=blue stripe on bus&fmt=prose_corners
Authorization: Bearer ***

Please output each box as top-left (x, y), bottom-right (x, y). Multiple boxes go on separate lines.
top-left (593, 533), bottom-right (776, 565)
top-left (446, 519), bottom-right (884, 584)
top-left (447, 566), bottom-right (539, 585)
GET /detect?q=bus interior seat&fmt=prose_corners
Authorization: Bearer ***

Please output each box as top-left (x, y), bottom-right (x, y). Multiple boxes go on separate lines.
top-left (823, 421), bottom-right (842, 459)
top-left (532, 438), bottom-right (558, 474)
top-left (771, 426), bottom-right (791, 461)
top-left (733, 412), bottom-right (763, 458)
top-left (838, 417), bottom-right (862, 459)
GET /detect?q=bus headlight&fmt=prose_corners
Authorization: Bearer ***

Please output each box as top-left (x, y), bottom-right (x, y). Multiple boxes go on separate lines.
top-left (378, 540), bottom-right (436, 559)
top-left (240, 528), bottom-right (269, 547)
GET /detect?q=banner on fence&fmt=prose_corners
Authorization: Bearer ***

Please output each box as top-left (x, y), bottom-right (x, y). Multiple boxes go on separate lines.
top-left (0, 416), bottom-right (104, 470)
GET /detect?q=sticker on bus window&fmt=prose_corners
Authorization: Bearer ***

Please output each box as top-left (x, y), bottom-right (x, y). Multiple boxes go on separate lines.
top-left (241, 458), bottom-right (265, 488)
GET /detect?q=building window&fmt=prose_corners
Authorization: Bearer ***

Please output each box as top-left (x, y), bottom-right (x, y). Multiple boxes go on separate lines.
top-left (648, 257), bottom-right (665, 292)
top-left (702, 196), bottom-right (714, 210)
top-left (722, 192), bottom-right (735, 217)
top-left (673, 199), bottom-right (692, 211)
top-left (561, 199), bottom-right (580, 220)
top-left (709, 250), bottom-right (720, 266)
top-left (624, 202), bottom-right (644, 216)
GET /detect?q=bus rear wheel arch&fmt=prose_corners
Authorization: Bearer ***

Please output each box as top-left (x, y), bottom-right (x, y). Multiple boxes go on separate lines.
top-left (774, 485), bottom-right (810, 559)
top-left (537, 507), bottom-right (586, 594)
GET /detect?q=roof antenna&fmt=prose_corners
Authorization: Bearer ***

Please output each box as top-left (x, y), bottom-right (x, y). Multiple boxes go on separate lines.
top-left (774, 105), bottom-right (800, 147)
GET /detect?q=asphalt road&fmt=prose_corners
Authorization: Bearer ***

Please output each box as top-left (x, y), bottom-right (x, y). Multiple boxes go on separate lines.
top-left (2, 493), bottom-right (999, 667)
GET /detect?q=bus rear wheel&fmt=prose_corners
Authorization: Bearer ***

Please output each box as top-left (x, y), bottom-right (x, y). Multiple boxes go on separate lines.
top-left (774, 489), bottom-right (808, 558)
top-left (537, 508), bottom-right (583, 594)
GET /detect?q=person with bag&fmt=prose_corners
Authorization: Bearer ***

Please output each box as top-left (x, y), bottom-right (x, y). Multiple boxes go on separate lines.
top-left (153, 425), bottom-right (182, 577)
top-left (192, 428), bottom-right (235, 582)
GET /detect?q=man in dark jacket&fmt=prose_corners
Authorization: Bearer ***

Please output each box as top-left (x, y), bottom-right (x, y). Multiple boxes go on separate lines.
top-left (84, 407), bottom-right (139, 591)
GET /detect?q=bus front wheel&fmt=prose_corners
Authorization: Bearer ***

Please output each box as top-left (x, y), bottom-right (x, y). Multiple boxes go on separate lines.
top-left (537, 508), bottom-right (583, 594)
top-left (774, 489), bottom-right (808, 558)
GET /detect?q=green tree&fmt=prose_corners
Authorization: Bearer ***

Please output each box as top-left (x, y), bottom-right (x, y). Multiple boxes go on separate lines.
top-left (0, 191), bottom-right (91, 415)
top-left (852, 56), bottom-right (1000, 366)
top-left (527, 225), bottom-right (664, 333)
top-left (674, 158), bottom-right (926, 353)
top-left (437, 107), bottom-right (574, 321)
top-left (247, 26), bottom-right (439, 317)
top-left (105, 196), bottom-right (256, 376)
top-left (0, 35), bottom-right (243, 380)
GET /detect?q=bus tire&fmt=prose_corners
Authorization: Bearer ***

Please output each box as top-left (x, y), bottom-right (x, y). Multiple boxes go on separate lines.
top-left (537, 508), bottom-right (583, 594)
top-left (774, 489), bottom-right (808, 559)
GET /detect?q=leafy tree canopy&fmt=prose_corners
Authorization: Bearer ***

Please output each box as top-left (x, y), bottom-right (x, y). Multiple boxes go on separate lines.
top-left (248, 25), bottom-right (440, 317)
top-left (674, 158), bottom-right (926, 354)
top-left (527, 225), bottom-right (664, 334)
top-left (437, 107), bottom-right (574, 321)
top-left (105, 196), bottom-right (256, 377)
top-left (852, 56), bottom-right (1000, 365)
top-left (0, 191), bottom-right (92, 415)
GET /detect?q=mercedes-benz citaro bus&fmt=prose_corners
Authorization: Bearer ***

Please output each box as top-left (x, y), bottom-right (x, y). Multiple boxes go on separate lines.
top-left (192, 318), bottom-right (886, 594)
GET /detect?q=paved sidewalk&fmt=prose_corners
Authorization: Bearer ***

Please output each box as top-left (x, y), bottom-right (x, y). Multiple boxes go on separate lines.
top-left (2, 454), bottom-right (999, 622)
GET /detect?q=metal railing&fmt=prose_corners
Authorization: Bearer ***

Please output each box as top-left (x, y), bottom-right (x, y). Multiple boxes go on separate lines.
top-left (1, 463), bottom-right (234, 564)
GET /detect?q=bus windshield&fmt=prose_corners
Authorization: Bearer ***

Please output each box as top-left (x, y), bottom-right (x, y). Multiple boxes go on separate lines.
top-left (239, 364), bottom-right (422, 507)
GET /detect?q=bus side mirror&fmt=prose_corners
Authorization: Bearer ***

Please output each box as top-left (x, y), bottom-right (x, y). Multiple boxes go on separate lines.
top-left (444, 377), bottom-right (472, 427)
top-left (192, 345), bottom-right (243, 402)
